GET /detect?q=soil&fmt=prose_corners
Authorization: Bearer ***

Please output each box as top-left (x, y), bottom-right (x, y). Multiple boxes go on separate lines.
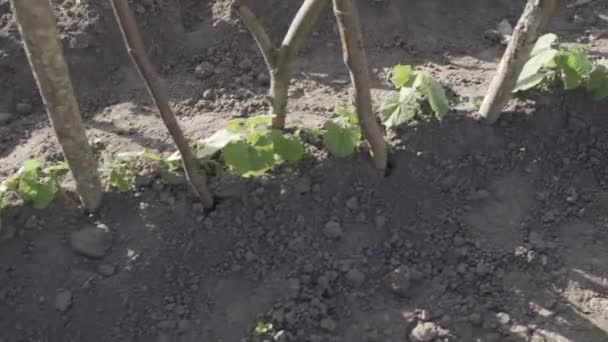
top-left (2, 0), bottom-right (608, 341)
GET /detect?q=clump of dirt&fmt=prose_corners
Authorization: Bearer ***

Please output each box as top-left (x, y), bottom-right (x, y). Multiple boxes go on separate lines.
top-left (2, 0), bottom-right (608, 341)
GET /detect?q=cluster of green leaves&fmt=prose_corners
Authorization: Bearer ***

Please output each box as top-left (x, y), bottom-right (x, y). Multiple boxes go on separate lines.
top-left (102, 150), bottom-right (183, 192)
top-left (515, 33), bottom-right (608, 100)
top-left (0, 160), bottom-right (69, 226)
top-left (191, 115), bottom-right (305, 178)
top-left (380, 64), bottom-right (450, 128)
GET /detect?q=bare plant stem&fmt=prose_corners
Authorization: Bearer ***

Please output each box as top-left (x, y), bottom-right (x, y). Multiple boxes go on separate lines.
top-left (479, 0), bottom-right (557, 124)
top-left (10, 0), bottom-right (103, 210)
top-left (332, 0), bottom-right (388, 171)
top-left (110, 0), bottom-right (214, 208)
top-left (234, 0), bottom-right (326, 130)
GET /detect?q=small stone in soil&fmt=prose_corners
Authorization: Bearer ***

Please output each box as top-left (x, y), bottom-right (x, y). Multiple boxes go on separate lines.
top-left (70, 226), bottom-right (112, 259)
top-left (383, 266), bottom-right (411, 297)
top-left (320, 317), bottom-right (337, 332)
top-left (194, 62), bottom-right (214, 79)
top-left (55, 290), bottom-right (72, 313)
top-left (97, 264), bottom-right (116, 277)
top-left (409, 321), bottom-right (439, 342)
top-left (345, 268), bottom-right (365, 288)
top-left (323, 221), bottom-right (343, 239)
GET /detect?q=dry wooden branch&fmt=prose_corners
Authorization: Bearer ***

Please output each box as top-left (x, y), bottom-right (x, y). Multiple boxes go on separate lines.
top-left (10, 0), bottom-right (103, 210)
top-left (110, 0), bottom-right (214, 209)
top-left (332, 0), bottom-right (388, 171)
top-left (479, 0), bottom-right (557, 124)
top-left (234, 0), bottom-right (326, 130)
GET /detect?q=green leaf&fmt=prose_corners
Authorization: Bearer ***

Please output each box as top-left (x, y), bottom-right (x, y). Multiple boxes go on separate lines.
top-left (23, 159), bottom-right (41, 172)
top-left (196, 128), bottom-right (242, 159)
top-left (335, 105), bottom-right (359, 126)
top-left (323, 120), bottom-right (360, 158)
top-left (42, 162), bottom-right (69, 175)
top-left (108, 166), bottom-right (131, 192)
top-left (380, 88), bottom-right (419, 128)
top-left (222, 140), bottom-right (275, 177)
top-left (227, 115), bottom-right (273, 133)
top-left (254, 321), bottom-right (273, 336)
top-left (270, 130), bottom-right (304, 164)
top-left (531, 33), bottom-right (557, 56)
top-left (391, 64), bottom-right (415, 88)
top-left (18, 168), bottom-right (58, 209)
top-left (140, 150), bottom-right (163, 161)
top-left (32, 178), bottom-right (58, 209)
top-left (554, 47), bottom-right (593, 90)
top-left (515, 48), bottom-right (558, 92)
top-left (415, 72), bottom-right (450, 120)
top-left (587, 65), bottom-right (608, 100)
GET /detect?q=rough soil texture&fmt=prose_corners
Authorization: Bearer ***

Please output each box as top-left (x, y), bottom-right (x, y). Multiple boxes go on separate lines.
top-left (2, 0), bottom-right (608, 341)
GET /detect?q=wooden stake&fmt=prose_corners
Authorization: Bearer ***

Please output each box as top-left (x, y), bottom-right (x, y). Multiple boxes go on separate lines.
top-left (479, 0), bottom-right (557, 124)
top-left (10, 0), bottom-right (103, 210)
top-left (332, 0), bottom-right (388, 171)
top-left (110, 0), bottom-right (214, 208)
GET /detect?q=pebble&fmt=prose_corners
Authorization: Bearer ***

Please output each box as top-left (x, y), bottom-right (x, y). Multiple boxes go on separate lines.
top-left (55, 290), bottom-right (72, 313)
top-left (97, 264), bottom-right (116, 277)
top-left (194, 62), bottom-right (214, 79)
top-left (409, 321), bottom-right (439, 342)
top-left (323, 221), bottom-right (343, 239)
top-left (273, 330), bottom-right (288, 342)
top-left (202, 89), bottom-right (214, 100)
top-left (384, 266), bottom-right (411, 297)
top-left (496, 312), bottom-right (511, 325)
top-left (320, 317), bottom-right (337, 332)
top-left (70, 226), bottom-right (112, 259)
top-left (346, 197), bottom-right (359, 210)
top-left (345, 268), bottom-right (365, 288)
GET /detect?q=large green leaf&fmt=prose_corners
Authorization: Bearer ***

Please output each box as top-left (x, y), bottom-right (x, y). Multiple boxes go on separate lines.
top-left (554, 47), bottom-right (593, 90)
top-left (222, 140), bottom-right (275, 177)
top-left (515, 48), bottom-right (558, 92)
top-left (391, 64), bottom-right (415, 89)
top-left (587, 65), bottom-right (608, 100)
top-left (323, 120), bottom-right (360, 158)
top-left (196, 128), bottom-right (242, 159)
top-left (415, 72), bottom-right (450, 120)
top-left (270, 130), bottom-right (304, 164)
top-left (531, 33), bottom-right (557, 56)
top-left (514, 33), bottom-right (559, 92)
top-left (380, 88), bottom-right (419, 128)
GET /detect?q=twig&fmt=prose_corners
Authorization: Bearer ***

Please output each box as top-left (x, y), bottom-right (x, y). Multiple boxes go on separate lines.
top-left (479, 0), bottom-right (557, 124)
top-left (332, 0), bottom-right (388, 171)
top-left (110, 0), bottom-right (214, 208)
top-left (233, 0), bottom-right (276, 69)
top-left (234, 0), bottom-right (326, 129)
top-left (10, 0), bottom-right (103, 210)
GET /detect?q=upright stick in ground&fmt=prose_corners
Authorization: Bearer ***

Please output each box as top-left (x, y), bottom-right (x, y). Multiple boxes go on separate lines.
top-left (110, 0), bottom-right (214, 209)
top-left (234, 0), bottom-right (326, 130)
top-left (332, 0), bottom-right (388, 171)
top-left (479, 0), bottom-right (557, 124)
top-left (10, 0), bottom-right (103, 211)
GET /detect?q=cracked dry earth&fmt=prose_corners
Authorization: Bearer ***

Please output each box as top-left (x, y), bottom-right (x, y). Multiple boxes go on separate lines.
top-left (2, 0), bottom-right (608, 341)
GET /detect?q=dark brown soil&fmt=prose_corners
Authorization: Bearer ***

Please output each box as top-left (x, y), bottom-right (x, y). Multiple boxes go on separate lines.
top-left (2, 0), bottom-right (608, 341)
